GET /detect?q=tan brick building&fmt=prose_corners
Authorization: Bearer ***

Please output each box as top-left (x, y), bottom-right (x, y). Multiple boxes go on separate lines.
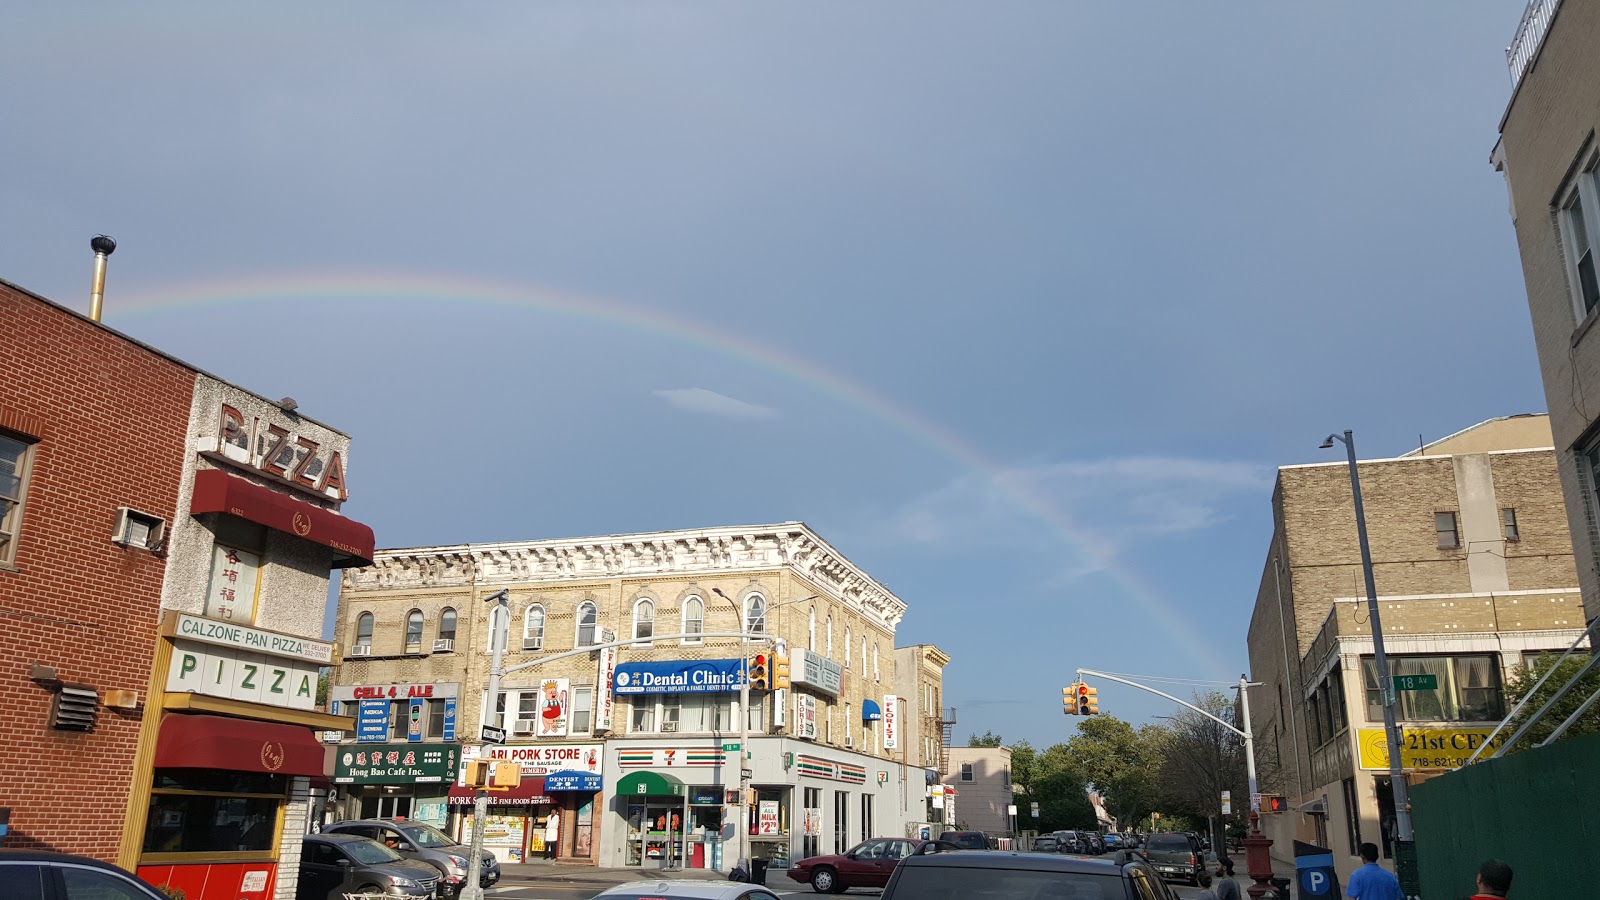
top-left (332, 523), bottom-right (927, 874)
top-left (1245, 415), bottom-right (1582, 882)
top-left (1494, 0), bottom-right (1600, 627)
top-left (892, 643), bottom-right (952, 832)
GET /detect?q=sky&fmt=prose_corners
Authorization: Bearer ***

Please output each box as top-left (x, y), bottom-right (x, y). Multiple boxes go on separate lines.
top-left (2, 3), bottom-right (1547, 748)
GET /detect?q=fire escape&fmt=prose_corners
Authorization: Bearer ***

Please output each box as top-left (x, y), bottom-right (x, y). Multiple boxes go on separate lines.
top-left (938, 706), bottom-right (956, 775)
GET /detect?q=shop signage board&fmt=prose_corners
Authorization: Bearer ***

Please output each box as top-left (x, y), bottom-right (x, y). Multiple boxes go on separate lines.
top-left (205, 545), bottom-right (262, 623)
top-left (882, 695), bottom-right (899, 750)
top-left (796, 694), bottom-right (818, 740)
top-left (168, 612), bottom-right (334, 664)
top-left (1356, 727), bottom-right (1507, 770)
top-left (594, 631), bottom-right (618, 733)
top-left (464, 742), bottom-right (603, 777)
top-left (789, 649), bottom-right (841, 697)
top-left (758, 801), bottom-right (781, 835)
top-left (545, 771), bottom-right (604, 792)
top-left (407, 698), bottom-right (425, 742)
top-left (167, 641), bottom-right (320, 711)
top-left (613, 658), bottom-right (745, 695)
top-left (331, 682), bottom-right (460, 702)
top-left (532, 678), bottom-right (570, 736)
top-left (212, 403), bottom-right (350, 502)
top-left (358, 700), bottom-right (390, 742)
top-left (688, 787), bottom-right (723, 805)
top-left (335, 744), bottom-right (460, 784)
top-left (616, 747), bottom-right (727, 768)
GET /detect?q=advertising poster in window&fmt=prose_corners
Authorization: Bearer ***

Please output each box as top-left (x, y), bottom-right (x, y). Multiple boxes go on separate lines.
top-left (443, 698), bottom-right (457, 741)
top-left (205, 544), bottom-right (261, 623)
top-left (536, 678), bottom-right (569, 737)
top-left (796, 693), bottom-right (818, 740)
top-left (357, 699), bottom-right (390, 743)
top-left (758, 801), bottom-right (781, 836)
top-left (408, 698), bottom-right (425, 742)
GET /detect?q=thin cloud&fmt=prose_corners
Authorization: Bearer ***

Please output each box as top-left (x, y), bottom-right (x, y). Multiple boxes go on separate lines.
top-left (653, 388), bottom-right (778, 421)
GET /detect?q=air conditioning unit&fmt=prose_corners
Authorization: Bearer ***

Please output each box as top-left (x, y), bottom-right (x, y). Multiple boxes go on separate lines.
top-left (433, 639), bottom-right (455, 653)
top-left (522, 638), bottom-right (542, 651)
top-left (113, 507), bottom-right (166, 553)
top-left (845, 736), bottom-right (855, 748)
top-left (512, 720), bottom-right (538, 735)
top-left (661, 721), bottom-right (679, 733)
top-left (349, 645), bottom-right (371, 658)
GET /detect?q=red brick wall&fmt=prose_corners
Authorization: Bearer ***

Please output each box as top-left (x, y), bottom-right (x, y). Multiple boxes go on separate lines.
top-left (0, 281), bottom-right (195, 861)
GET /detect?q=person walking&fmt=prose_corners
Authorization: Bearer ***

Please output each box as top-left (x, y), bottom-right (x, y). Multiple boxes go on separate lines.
top-left (1470, 859), bottom-right (1512, 899)
top-left (1214, 857), bottom-right (1242, 900)
top-left (542, 809), bottom-right (561, 861)
top-left (1193, 869), bottom-right (1220, 900)
top-left (1346, 843), bottom-right (1402, 900)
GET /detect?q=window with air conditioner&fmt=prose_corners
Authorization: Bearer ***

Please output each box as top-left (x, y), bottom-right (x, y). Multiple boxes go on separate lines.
top-left (523, 604), bottom-right (545, 651)
top-left (114, 507), bottom-right (166, 552)
top-left (432, 638), bottom-right (455, 653)
top-left (438, 607), bottom-right (457, 644)
top-left (352, 612), bottom-right (374, 656)
top-left (405, 609), bottom-right (424, 653)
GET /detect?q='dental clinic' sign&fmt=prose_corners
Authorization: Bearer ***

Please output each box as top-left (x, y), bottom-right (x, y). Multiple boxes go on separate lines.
top-left (613, 658), bottom-right (746, 695)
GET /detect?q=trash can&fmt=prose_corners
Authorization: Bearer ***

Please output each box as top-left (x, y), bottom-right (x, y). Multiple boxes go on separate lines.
top-left (750, 858), bottom-right (769, 885)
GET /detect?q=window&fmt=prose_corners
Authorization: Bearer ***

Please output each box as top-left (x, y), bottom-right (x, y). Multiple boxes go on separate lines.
top-left (745, 594), bottom-right (766, 635)
top-left (746, 693), bottom-right (765, 733)
top-left (874, 643), bottom-right (880, 682)
top-left (576, 601), bottom-right (598, 647)
top-left (630, 697), bottom-right (654, 733)
top-left (570, 686), bottom-right (593, 734)
top-left (809, 607), bottom-right (816, 650)
top-left (960, 763), bottom-right (974, 782)
top-left (1342, 777), bottom-right (1362, 856)
top-left (1503, 508), bottom-right (1520, 541)
top-left (682, 596), bottom-right (704, 645)
top-left (845, 701), bottom-right (852, 745)
top-left (861, 794), bottom-right (874, 843)
top-left (1308, 691), bottom-right (1323, 746)
top-left (523, 604), bottom-right (545, 651)
top-left (143, 769), bottom-right (285, 858)
top-left (845, 627), bottom-right (852, 669)
top-left (438, 608), bottom-right (457, 643)
top-left (405, 610), bottom-right (424, 652)
top-left (427, 699), bottom-right (446, 738)
top-left (1560, 158), bottom-right (1600, 320)
top-left (826, 617), bottom-right (833, 657)
top-left (1436, 512), bottom-right (1460, 549)
top-left (1362, 654), bottom-right (1504, 722)
top-left (661, 695), bottom-right (681, 731)
top-left (354, 613), bottom-right (374, 648)
top-left (633, 599), bottom-right (655, 645)
top-left (65, 865), bottom-right (188, 899)
top-left (0, 432), bottom-right (36, 567)
top-left (834, 791), bottom-right (849, 854)
top-left (486, 605), bottom-right (508, 654)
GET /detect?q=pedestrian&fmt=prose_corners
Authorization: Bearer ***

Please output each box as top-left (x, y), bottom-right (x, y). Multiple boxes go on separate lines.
top-left (1471, 858), bottom-right (1513, 899)
top-left (1194, 869), bottom-right (1220, 900)
top-left (1345, 843), bottom-right (1402, 900)
top-left (1214, 857), bottom-right (1241, 900)
top-left (542, 809), bottom-right (561, 861)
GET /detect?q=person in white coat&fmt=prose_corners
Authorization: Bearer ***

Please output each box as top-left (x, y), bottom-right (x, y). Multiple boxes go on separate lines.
top-left (542, 810), bottom-right (561, 860)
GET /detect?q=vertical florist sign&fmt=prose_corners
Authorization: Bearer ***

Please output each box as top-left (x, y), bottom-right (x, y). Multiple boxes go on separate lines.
top-left (595, 630), bottom-right (617, 733)
top-left (882, 695), bottom-right (899, 750)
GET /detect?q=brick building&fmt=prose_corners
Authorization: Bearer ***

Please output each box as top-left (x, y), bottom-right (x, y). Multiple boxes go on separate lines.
top-left (1, 276), bottom-right (372, 900)
top-left (1493, 0), bottom-right (1600, 629)
top-left (892, 643), bottom-right (952, 831)
top-left (1245, 415), bottom-right (1583, 882)
top-left (331, 523), bottom-right (924, 874)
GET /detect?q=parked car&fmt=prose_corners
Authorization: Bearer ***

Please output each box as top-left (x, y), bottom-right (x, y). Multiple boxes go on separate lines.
top-left (1142, 831), bottom-right (1205, 885)
top-left (880, 848), bottom-right (1179, 900)
top-left (1083, 831), bottom-right (1105, 854)
top-left (324, 818), bottom-right (500, 897)
top-left (788, 837), bottom-right (955, 893)
top-left (1102, 833), bottom-right (1125, 851)
top-left (297, 833), bottom-right (443, 900)
top-left (595, 881), bottom-right (788, 900)
top-left (1050, 830), bottom-right (1087, 854)
top-left (936, 830), bottom-right (990, 850)
top-left (0, 850), bottom-right (171, 900)
top-left (1030, 836), bottom-right (1059, 853)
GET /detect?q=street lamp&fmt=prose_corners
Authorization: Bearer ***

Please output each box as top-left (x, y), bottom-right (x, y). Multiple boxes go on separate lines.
top-left (461, 587), bottom-right (510, 900)
top-left (1322, 430), bottom-right (1412, 847)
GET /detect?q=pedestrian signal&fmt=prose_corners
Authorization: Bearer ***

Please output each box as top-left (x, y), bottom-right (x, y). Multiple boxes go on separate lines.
top-left (1260, 794), bottom-right (1287, 814)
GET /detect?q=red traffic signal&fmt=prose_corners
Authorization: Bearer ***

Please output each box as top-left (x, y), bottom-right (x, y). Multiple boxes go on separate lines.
top-left (1260, 794), bottom-right (1287, 814)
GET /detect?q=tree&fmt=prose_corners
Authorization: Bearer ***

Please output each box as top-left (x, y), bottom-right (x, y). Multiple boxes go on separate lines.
top-left (1011, 742), bottom-right (1096, 832)
top-left (969, 730), bottom-right (1003, 748)
top-left (1063, 715), bottom-right (1168, 828)
top-left (1503, 653), bottom-right (1600, 748)
top-left (1158, 692), bottom-right (1248, 849)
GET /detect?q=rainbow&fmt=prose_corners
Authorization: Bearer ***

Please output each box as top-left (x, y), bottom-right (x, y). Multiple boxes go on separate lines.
top-left (115, 271), bottom-right (1228, 672)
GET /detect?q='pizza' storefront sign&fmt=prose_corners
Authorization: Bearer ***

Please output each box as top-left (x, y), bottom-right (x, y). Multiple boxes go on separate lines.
top-left (335, 744), bottom-right (460, 784)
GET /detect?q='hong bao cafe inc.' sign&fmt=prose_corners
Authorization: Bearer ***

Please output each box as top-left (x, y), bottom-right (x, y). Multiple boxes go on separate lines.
top-left (335, 744), bottom-right (460, 784)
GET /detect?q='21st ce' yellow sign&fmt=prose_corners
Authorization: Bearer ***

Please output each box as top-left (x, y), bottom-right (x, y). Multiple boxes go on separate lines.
top-left (1357, 727), bottom-right (1506, 770)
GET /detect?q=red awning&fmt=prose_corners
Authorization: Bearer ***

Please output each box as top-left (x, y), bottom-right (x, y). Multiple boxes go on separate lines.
top-left (191, 469), bottom-right (375, 567)
top-left (447, 778), bottom-right (549, 807)
top-left (154, 713), bottom-right (327, 778)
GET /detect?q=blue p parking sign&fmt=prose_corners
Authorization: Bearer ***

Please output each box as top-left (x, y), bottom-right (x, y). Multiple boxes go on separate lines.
top-left (1294, 840), bottom-right (1339, 899)
top-left (1301, 867), bottom-right (1332, 896)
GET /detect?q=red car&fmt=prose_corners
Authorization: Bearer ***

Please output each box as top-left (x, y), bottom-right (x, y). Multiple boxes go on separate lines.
top-left (788, 838), bottom-right (961, 893)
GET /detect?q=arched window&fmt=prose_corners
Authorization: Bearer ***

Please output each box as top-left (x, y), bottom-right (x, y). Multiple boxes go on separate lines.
top-left (576, 601), bottom-right (598, 647)
top-left (845, 626), bottom-right (852, 669)
top-left (744, 594), bottom-right (766, 635)
top-left (633, 599), bottom-right (656, 644)
top-left (355, 612), bottom-right (374, 648)
top-left (808, 608), bottom-right (816, 651)
top-left (523, 604), bottom-right (546, 651)
top-left (487, 604), bottom-right (508, 654)
top-left (826, 617), bottom-right (833, 657)
top-left (439, 608), bottom-right (457, 643)
top-left (861, 636), bottom-right (868, 677)
top-left (682, 596), bottom-right (705, 645)
top-left (405, 610), bottom-right (424, 651)
top-left (873, 642), bottom-right (881, 682)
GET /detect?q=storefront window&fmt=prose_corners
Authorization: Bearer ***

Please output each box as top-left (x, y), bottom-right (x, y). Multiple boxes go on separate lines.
top-left (143, 769), bottom-right (285, 859)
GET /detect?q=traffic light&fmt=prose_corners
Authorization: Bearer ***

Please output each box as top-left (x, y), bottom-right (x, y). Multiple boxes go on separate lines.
top-left (749, 653), bottom-right (770, 690)
top-left (490, 761), bottom-right (522, 789)
top-left (772, 649), bottom-right (791, 690)
top-left (1063, 682), bottom-right (1079, 715)
top-left (1076, 682), bottom-right (1099, 716)
top-left (1260, 794), bottom-right (1287, 814)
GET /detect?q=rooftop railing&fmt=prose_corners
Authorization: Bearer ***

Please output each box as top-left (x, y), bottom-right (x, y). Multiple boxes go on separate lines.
top-left (1508, 0), bottom-right (1561, 87)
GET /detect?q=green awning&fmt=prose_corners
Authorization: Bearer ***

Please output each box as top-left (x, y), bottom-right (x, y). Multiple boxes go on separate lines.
top-left (617, 770), bottom-right (685, 797)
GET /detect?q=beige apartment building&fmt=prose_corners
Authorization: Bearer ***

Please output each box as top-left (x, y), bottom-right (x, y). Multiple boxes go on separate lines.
top-left (330, 522), bottom-right (924, 873)
top-left (892, 643), bottom-right (953, 833)
top-left (1245, 416), bottom-right (1584, 883)
top-left (942, 747), bottom-right (1013, 838)
top-left (1494, 0), bottom-right (1600, 627)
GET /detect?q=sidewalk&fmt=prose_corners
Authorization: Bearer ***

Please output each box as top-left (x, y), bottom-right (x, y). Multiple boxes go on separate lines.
top-left (499, 859), bottom-right (808, 892)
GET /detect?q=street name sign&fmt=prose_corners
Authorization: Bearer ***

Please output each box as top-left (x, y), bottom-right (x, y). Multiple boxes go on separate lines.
top-left (1393, 674), bottom-right (1437, 691)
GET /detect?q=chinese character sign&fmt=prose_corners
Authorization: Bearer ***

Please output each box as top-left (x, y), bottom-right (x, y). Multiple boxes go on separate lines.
top-left (206, 544), bottom-right (261, 623)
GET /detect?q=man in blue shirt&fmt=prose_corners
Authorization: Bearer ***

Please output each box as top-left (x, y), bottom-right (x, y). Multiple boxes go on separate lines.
top-left (1347, 842), bottom-right (1403, 900)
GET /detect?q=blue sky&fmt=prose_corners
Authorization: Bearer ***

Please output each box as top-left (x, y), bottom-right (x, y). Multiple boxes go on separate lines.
top-left (2, 4), bottom-right (1546, 747)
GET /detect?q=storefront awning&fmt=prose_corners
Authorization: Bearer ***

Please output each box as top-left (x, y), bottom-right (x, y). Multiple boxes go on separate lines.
top-left (447, 778), bottom-right (548, 806)
top-left (191, 469), bottom-right (375, 567)
top-left (154, 713), bottom-right (326, 777)
top-left (862, 699), bottom-right (882, 721)
top-left (616, 770), bottom-right (684, 797)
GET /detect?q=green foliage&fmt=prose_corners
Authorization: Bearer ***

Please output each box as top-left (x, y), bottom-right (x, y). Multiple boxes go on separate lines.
top-left (969, 730), bottom-right (1003, 747)
top-left (1063, 714), bottom-right (1167, 827)
top-left (1503, 654), bottom-right (1600, 748)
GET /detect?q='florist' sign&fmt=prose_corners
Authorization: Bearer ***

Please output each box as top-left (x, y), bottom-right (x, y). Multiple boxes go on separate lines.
top-left (882, 695), bottom-right (899, 750)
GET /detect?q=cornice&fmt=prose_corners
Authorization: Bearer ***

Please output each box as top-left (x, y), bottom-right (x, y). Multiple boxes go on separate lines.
top-left (341, 522), bottom-right (908, 629)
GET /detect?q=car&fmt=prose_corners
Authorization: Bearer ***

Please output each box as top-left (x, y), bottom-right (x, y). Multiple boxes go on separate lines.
top-left (0, 850), bottom-right (172, 900)
top-left (324, 817), bottom-right (500, 896)
top-left (788, 837), bottom-right (957, 893)
top-left (1050, 830), bottom-right (1086, 854)
top-left (936, 830), bottom-right (990, 850)
top-left (297, 832), bottom-right (443, 900)
top-left (1030, 836), bottom-right (1059, 853)
top-left (880, 848), bottom-right (1180, 900)
top-left (594, 880), bottom-right (788, 900)
top-left (1102, 833), bottom-right (1125, 851)
top-left (1083, 831), bottom-right (1105, 855)
top-left (1142, 831), bottom-right (1205, 885)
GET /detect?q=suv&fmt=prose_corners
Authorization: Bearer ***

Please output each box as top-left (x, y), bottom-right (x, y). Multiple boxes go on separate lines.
top-left (1142, 832), bottom-right (1204, 885)
top-left (936, 831), bottom-right (990, 851)
top-left (881, 848), bottom-right (1178, 900)
top-left (324, 818), bottom-right (500, 897)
